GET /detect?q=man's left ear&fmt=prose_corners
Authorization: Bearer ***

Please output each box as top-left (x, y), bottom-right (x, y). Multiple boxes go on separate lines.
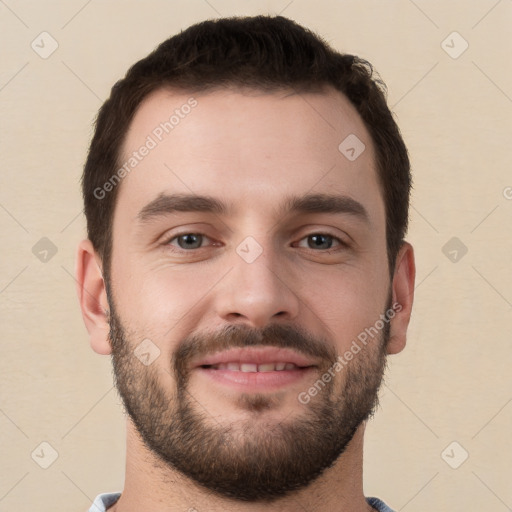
top-left (386, 241), bottom-right (415, 355)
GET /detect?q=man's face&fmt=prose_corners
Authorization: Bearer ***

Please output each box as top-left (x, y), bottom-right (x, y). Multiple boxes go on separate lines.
top-left (106, 86), bottom-right (391, 501)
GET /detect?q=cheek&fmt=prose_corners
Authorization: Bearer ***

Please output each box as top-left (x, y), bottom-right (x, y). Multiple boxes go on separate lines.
top-left (109, 258), bottom-right (219, 350)
top-left (306, 265), bottom-right (390, 349)
top-left (109, 232), bottom-right (195, 315)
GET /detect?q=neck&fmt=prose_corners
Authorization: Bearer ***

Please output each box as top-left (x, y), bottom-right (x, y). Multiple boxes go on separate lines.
top-left (109, 419), bottom-right (374, 512)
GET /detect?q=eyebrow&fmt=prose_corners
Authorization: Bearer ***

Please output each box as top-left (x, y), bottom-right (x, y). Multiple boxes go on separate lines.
top-left (137, 192), bottom-right (370, 225)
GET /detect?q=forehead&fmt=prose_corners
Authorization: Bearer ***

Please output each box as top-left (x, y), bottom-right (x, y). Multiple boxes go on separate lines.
top-left (114, 86), bottom-right (384, 227)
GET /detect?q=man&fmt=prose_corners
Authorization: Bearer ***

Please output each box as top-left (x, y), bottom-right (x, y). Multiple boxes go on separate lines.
top-left (76, 14), bottom-right (415, 512)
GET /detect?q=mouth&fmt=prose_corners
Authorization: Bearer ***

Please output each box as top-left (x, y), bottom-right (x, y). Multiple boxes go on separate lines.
top-left (201, 362), bottom-right (304, 372)
top-left (192, 347), bottom-right (318, 391)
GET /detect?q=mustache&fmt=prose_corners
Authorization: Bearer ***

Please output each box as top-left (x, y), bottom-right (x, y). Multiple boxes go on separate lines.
top-left (172, 323), bottom-right (337, 381)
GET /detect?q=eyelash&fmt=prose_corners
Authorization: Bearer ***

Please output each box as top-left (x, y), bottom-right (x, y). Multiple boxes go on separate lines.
top-left (162, 232), bottom-right (348, 253)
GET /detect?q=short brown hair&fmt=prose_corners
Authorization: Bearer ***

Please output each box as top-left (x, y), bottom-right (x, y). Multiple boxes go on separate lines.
top-left (82, 15), bottom-right (411, 278)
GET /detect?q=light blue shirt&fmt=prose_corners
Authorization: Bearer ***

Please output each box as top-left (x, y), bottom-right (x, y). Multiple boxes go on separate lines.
top-left (88, 492), bottom-right (395, 511)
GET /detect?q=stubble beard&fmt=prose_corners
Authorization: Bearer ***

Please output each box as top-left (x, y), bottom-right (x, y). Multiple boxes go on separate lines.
top-left (107, 296), bottom-right (389, 502)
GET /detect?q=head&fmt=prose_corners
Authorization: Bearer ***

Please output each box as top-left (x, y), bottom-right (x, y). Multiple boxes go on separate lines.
top-left (77, 15), bottom-right (415, 502)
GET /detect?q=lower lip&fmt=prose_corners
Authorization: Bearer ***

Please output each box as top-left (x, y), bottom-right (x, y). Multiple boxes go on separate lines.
top-left (195, 367), bottom-right (316, 392)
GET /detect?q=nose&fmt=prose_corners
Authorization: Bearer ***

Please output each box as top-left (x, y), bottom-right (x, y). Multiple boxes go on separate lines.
top-left (214, 243), bottom-right (301, 329)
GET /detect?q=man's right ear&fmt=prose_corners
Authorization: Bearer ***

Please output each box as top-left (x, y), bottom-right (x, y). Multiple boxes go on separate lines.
top-left (75, 239), bottom-right (112, 355)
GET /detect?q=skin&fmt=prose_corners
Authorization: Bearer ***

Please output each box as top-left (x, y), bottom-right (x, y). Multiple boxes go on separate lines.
top-left (76, 85), bottom-right (415, 512)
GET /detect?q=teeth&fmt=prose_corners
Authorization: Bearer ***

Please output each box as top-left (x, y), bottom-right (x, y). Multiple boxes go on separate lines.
top-left (240, 363), bottom-right (258, 372)
top-left (208, 362), bottom-right (300, 372)
top-left (258, 363), bottom-right (277, 372)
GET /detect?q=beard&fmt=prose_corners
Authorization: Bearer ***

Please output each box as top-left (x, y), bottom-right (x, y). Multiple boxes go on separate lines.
top-left (107, 293), bottom-right (390, 503)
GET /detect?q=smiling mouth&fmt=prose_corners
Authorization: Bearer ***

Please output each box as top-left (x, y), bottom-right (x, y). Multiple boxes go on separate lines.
top-left (201, 362), bottom-right (306, 372)
top-left (193, 347), bottom-right (319, 391)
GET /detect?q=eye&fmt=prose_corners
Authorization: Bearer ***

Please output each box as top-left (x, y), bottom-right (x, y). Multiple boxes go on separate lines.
top-left (296, 233), bottom-right (345, 251)
top-left (165, 233), bottom-right (212, 250)
top-left (162, 232), bottom-right (346, 253)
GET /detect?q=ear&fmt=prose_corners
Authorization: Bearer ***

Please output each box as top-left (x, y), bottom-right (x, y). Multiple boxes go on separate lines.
top-left (75, 239), bottom-right (112, 355)
top-left (386, 241), bottom-right (415, 355)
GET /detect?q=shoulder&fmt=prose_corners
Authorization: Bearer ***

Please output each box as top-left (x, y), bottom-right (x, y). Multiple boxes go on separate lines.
top-left (88, 492), bottom-right (122, 512)
top-left (366, 496), bottom-right (396, 512)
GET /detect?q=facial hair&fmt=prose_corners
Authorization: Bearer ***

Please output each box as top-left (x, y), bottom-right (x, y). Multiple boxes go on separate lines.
top-left (107, 297), bottom-right (390, 503)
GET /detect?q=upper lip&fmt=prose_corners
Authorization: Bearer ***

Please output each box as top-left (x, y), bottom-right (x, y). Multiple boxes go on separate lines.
top-left (193, 347), bottom-right (318, 368)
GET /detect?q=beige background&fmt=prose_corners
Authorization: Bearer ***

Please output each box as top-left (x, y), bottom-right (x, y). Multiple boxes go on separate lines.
top-left (1, 0), bottom-right (511, 510)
